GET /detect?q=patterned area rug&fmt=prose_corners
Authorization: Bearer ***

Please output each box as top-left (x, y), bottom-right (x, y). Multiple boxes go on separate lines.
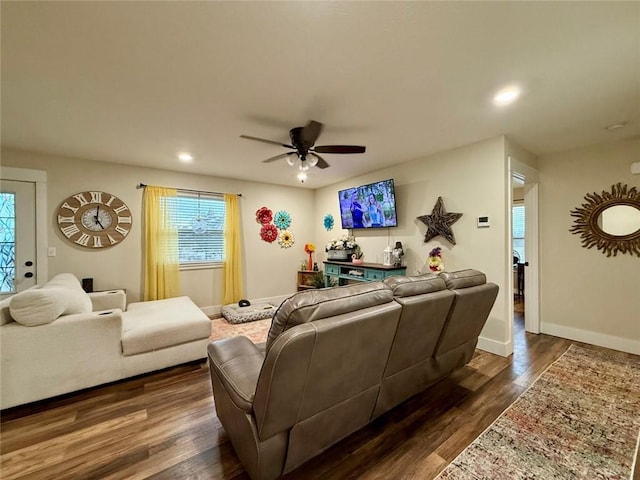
top-left (437, 344), bottom-right (640, 480)
top-left (210, 317), bottom-right (271, 344)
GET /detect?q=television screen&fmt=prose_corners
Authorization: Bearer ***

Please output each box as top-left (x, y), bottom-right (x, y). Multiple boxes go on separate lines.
top-left (338, 179), bottom-right (398, 229)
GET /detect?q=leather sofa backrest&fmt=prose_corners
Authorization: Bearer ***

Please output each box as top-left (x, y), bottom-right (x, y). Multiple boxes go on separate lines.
top-left (265, 281), bottom-right (394, 352)
top-left (382, 274), bottom-right (454, 367)
top-left (254, 282), bottom-right (401, 471)
top-left (434, 269), bottom-right (499, 366)
top-left (375, 274), bottom-right (455, 414)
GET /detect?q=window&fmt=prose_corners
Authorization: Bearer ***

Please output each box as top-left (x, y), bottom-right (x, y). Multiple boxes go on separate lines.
top-left (0, 193), bottom-right (16, 293)
top-left (175, 192), bottom-right (226, 265)
top-left (512, 203), bottom-right (525, 263)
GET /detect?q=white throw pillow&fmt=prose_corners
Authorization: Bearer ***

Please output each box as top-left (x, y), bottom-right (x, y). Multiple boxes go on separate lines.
top-left (9, 275), bottom-right (92, 326)
top-left (10, 287), bottom-right (67, 326)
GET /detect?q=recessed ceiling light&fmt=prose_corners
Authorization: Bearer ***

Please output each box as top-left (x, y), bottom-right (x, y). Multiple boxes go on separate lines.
top-left (178, 152), bottom-right (193, 162)
top-left (493, 86), bottom-right (521, 106)
top-left (604, 121), bottom-right (628, 131)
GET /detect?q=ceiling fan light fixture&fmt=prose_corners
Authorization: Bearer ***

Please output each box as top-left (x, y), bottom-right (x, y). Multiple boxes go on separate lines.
top-left (299, 160), bottom-right (310, 171)
top-left (286, 155), bottom-right (296, 167)
top-left (308, 155), bottom-right (318, 167)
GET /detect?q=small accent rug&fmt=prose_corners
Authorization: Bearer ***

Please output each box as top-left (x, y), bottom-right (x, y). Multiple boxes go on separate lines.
top-left (210, 317), bottom-right (271, 344)
top-left (437, 344), bottom-right (640, 480)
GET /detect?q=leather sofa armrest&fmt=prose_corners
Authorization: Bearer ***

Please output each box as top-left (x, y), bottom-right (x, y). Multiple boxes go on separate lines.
top-left (207, 336), bottom-right (264, 413)
top-left (88, 290), bottom-right (126, 312)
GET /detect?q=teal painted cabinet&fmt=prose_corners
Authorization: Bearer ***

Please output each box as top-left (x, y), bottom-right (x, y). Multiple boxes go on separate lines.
top-left (323, 261), bottom-right (406, 287)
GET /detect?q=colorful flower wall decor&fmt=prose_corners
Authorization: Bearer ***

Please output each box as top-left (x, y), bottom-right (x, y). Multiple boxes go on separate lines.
top-left (256, 207), bottom-right (273, 225)
top-left (278, 230), bottom-right (295, 248)
top-left (274, 210), bottom-right (292, 230)
top-left (260, 223), bottom-right (278, 243)
top-left (256, 206), bottom-right (296, 247)
top-left (323, 214), bottom-right (334, 231)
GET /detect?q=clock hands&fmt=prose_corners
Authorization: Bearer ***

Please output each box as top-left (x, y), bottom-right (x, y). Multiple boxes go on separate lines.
top-left (94, 206), bottom-right (106, 230)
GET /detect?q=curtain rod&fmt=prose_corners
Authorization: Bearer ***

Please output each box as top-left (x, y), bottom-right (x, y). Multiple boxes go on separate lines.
top-left (136, 183), bottom-right (241, 197)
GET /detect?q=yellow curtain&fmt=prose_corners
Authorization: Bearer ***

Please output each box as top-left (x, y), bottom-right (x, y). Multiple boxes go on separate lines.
top-left (143, 186), bottom-right (180, 300)
top-left (223, 193), bottom-right (244, 304)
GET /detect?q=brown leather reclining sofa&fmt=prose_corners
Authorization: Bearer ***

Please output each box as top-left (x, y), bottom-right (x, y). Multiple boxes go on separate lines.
top-left (207, 269), bottom-right (499, 479)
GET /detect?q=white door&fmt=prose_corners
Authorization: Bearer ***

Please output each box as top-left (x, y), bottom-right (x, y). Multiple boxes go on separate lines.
top-left (0, 180), bottom-right (37, 298)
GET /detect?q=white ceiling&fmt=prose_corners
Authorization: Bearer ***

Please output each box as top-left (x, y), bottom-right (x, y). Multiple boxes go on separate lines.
top-left (2, 1), bottom-right (639, 189)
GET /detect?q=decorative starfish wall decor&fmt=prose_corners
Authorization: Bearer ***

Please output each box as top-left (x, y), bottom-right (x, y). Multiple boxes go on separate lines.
top-left (417, 196), bottom-right (463, 245)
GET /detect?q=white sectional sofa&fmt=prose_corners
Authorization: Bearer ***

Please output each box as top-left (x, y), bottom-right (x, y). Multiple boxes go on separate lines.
top-left (0, 273), bottom-right (212, 409)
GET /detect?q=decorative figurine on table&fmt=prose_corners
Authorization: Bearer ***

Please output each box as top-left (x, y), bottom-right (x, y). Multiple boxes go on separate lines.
top-left (428, 247), bottom-right (444, 272)
top-left (351, 245), bottom-right (364, 265)
top-left (392, 241), bottom-right (404, 267)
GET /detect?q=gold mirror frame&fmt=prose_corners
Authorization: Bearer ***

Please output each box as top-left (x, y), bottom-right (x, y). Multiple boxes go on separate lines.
top-left (569, 183), bottom-right (640, 257)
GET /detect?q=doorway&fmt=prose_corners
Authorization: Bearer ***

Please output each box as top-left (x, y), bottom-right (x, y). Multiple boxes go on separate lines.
top-left (511, 183), bottom-right (526, 346)
top-left (508, 157), bottom-right (540, 355)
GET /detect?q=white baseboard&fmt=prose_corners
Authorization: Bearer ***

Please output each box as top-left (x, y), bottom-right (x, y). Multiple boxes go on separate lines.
top-left (200, 293), bottom-right (293, 318)
top-left (477, 336), bottom-right (512, 357)
top-left (541, 322), bottom-right (640, 355)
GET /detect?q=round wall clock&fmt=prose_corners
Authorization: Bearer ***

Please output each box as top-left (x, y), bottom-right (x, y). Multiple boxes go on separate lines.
top-left (56, 191), bottom-right (132, 249)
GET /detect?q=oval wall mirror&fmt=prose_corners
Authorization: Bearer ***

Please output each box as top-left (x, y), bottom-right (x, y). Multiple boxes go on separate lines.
top-left (598, 204), bottom-right (640, 236)
top-left (570, 183), bottom-right (640, 257)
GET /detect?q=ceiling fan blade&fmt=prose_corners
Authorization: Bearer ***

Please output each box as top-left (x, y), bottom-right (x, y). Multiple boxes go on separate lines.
top-left (240, 135), bottom-right (294, 149)
top-left (310, 152), bottom-right (330, 169)
top-left (262, 153), bottom-right (291, 163)
top-left (313, 145), bottom-right (366, 154)
top-left (300, 120), bottom-right (324, 148)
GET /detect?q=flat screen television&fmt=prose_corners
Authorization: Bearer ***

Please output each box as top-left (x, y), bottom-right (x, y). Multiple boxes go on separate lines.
top-left (338, 178), bottom-right (398, 229)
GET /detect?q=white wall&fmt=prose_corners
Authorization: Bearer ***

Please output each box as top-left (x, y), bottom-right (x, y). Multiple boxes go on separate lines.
top-left (537, 138), bottom-right (640, 353)
top-left (1, 148), bottom-right (314, 308)
top-left (314, 136), bottom-right (512, 354)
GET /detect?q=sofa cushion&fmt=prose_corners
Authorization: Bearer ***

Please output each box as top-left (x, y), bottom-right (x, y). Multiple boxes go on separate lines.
top-left (122, 296), bottom-right (211, 356)
top-left (383, 273), bottom-right (446, 297)
top-left (266, 282), bottom-right (393, 351)
top-left (9, 275), bottom-right (92, 327)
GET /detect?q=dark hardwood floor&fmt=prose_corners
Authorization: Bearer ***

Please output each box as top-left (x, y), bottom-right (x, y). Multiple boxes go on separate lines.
top-left (1, 303), bottom-right (587, 479)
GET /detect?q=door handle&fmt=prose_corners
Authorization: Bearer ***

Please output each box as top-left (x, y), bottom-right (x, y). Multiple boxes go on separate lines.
top-left (524, 262), bottom-right (529, 266)
top-left (25, 261), bottom-right (33, 267)
top-left (25, 272), bottom-right (34, 278)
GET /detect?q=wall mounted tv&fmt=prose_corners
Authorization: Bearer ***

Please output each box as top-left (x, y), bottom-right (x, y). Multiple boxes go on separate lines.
top-left (338, 178), bottom-right (398, 229)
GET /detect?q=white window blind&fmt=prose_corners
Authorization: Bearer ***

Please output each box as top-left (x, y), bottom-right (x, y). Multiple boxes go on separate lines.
top-left (512, 203), bottom-right (525, 263)
top-left (175, 192), bottom-right (226, 265)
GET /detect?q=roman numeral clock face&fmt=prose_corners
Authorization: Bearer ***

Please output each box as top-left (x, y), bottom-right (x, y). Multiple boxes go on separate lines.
top-left (56, 191), bottom-right (132, 249)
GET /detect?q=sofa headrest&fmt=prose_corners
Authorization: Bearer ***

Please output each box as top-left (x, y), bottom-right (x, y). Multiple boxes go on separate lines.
top-left (266, 282), bottom-right (393, 351)
top-left (383, 273), bottom-right (446, 297)
top-left (439, 269), bottom-right (487, 289)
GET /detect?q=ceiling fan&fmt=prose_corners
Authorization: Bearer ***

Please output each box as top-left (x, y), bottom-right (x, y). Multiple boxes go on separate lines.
top-left (240, 120), bottom-right (366, 170)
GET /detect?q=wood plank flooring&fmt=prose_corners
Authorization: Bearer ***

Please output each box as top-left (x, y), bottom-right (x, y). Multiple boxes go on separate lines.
top-left (0, 304), bottom-right (618, 479)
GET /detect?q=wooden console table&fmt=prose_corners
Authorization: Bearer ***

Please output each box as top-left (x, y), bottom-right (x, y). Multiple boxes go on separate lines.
top-left (323, 261), bottom-right (406, 287)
